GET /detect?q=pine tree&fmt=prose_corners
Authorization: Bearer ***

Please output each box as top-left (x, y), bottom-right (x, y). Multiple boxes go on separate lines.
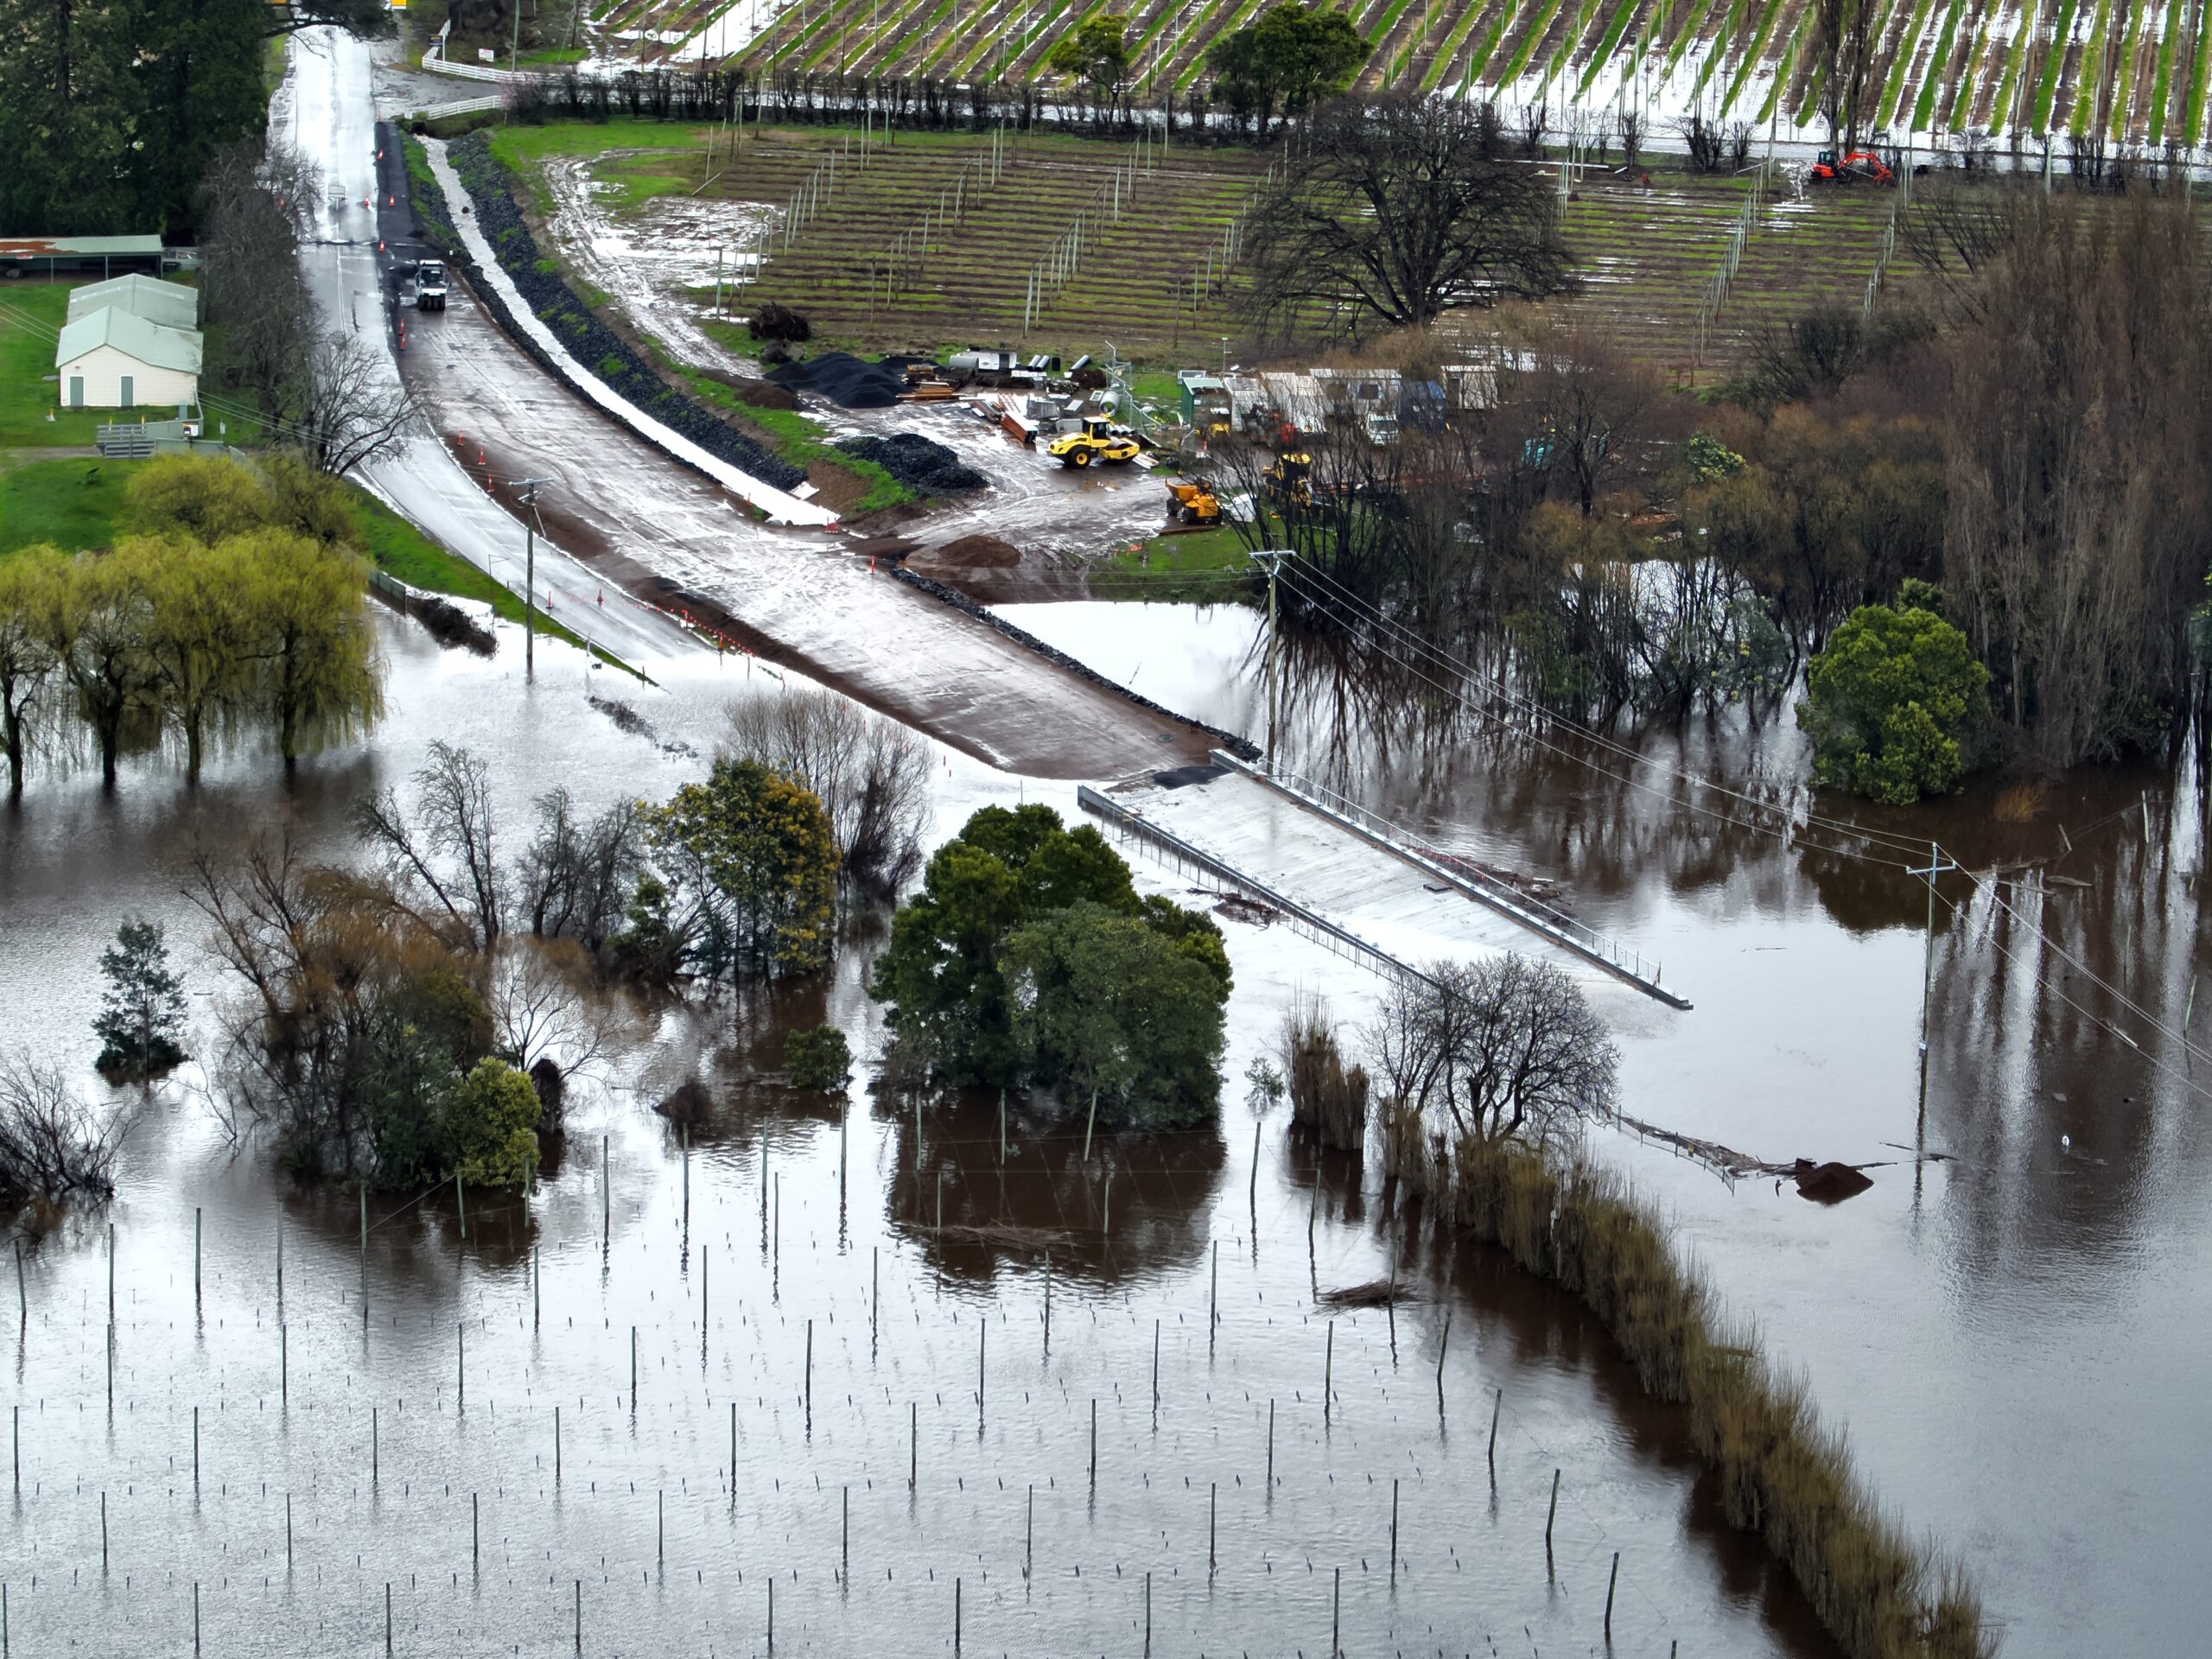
top-left (93, 919), bottom-right (188, 1078)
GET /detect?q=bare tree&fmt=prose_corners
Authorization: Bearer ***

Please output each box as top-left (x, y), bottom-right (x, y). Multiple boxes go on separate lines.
top-left (1243, 92), bottom-right (1574, 340)
top-left (484, 938), bottom-right (619, 1128)
top-left (1813, 0), bottom-right (1879, 155)
top-left (199, 143), bottom-right (319, 413)
top-left (352, 741), bottom-right (504, 948)
top-left (1939, 187), bottom-right (2212, 766)
top-left (0, 1053), bottom-right (130, 1204)
top-left (515, 788), bottom-right (645, 950)
top-left (1509, 323), bottom-right (1662, 516)
top-left (723, 689), bottom-right (931, 896)
top-left (282, 330), bottom-right (423, 477)
top-left (1366, 955), bottom-right (1618, 1147)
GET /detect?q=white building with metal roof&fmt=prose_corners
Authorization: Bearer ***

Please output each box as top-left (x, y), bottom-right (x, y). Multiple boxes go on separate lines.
top-left (66, 274), bottom-right (199, 333)
top-left (54, 302), bottom-right (202, 410)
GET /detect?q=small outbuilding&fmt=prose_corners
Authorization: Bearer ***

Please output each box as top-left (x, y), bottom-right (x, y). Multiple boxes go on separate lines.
top-left (54, 293), bottom-right (202, 410)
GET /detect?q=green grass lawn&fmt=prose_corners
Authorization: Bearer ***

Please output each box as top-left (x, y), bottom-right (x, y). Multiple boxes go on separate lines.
top-left (0, 283), bottom-right (106, 447)
top-left (1089, 521), bottom-right (1262, 602)
top-left (484, 121), bottom-right (710, 214)
top-left (0, 457), bottom-right (141, 556)
top-left (346, 483), bottom-right (645, 677)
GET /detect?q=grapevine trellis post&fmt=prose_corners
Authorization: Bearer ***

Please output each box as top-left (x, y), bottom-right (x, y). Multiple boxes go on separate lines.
top-left (1692, 170), bottom-right (1763, 368)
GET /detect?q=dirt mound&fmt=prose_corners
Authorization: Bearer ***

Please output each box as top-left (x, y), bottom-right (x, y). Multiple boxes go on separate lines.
top-left (930, 534), bottom-right (1020, 568)
top-left (766, 352), bottom-right (930, 409)
top-left (836, 432), bottom-right (987, 495)
top-left (715, 373), bottom-right (799, 412)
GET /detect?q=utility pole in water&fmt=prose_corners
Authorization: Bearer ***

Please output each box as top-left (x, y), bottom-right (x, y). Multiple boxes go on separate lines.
top-left (1908, 840), bottom-right (1960, 1165)
top-left (511, 478), bottom-right (550, 679)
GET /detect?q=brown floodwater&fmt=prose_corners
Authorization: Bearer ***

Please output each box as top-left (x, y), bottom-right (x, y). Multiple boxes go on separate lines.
top-left (1000, 598), bottom-right (2212, 1658)
top-left (0, 613), bottom-right (1841, 1656)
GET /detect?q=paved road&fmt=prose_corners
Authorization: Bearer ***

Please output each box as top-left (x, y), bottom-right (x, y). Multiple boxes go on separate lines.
top-left (275, 29), bottom-right (694, 668)
top-left (277, 28), bottom-right (1223, 777)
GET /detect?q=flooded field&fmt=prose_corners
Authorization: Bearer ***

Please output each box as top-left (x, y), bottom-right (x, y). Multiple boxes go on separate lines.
top-left (2, 613), bottom-right (1836, 1656)
top-left (1002, 598), bottom-right (2212, 1657)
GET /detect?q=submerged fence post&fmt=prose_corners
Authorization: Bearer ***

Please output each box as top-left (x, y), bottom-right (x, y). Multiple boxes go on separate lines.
top-left (1390, 1478), bottom-right (1399, 1583)
top-left (1436, 1312), bottom-right (1450, 1411)
top-left (1323, 1320), bottom-right (1334, 1423)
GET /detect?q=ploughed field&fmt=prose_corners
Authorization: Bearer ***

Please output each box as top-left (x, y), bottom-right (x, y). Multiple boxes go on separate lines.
top-left (595, 0), bottom-right (2212, 150)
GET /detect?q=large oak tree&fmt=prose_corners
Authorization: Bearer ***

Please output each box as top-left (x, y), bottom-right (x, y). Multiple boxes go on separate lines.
top-left (1242, 92), bottom-right (1573, 340)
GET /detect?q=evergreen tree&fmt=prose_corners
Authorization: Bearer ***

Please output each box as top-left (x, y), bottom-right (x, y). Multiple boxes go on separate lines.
top-left (131, 0), bottom-right (274, 237)
top-left (93, 919), bottom-right (188, 1077)
top-left (0, 0), bottom-right (137, 233)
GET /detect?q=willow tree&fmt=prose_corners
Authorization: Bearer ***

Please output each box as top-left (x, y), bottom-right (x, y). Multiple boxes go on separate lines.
top-left (0, 550), bottom-right (60, 798)
top-left (36, 549), bottom-right (163, 788)
top-left (124, 534), bottom-right (258, 784)
top-left (242, 530), bottom-right (385, 774)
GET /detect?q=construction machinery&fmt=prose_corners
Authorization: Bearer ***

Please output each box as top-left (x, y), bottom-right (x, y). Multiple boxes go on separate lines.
top-left (1808, 148), bottom-right (1894, 185)
top-left (1262, 448), bottom-right (1313, 508)
top-left (1046, 416), bottom-right (1141, 469)
top-left (1164, 479), bottom-right (1221, 526)
top-left (415, 259), bottom-right (448, 311)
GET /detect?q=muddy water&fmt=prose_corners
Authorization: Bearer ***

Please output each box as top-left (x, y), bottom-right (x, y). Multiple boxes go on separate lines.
top-left (0, 610), bottom-right (1839, 1656)
top-left (1001, 598), bottom-right (2212, 1656)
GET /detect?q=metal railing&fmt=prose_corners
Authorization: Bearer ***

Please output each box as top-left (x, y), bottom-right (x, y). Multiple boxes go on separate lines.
top-left (1077, 785), bottom-right (1435, 988)
top-left (1211, 751), bottom-right (1691, 1009)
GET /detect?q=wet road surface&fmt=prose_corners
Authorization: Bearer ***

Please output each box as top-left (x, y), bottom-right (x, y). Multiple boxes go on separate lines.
top-left (285, 29), bottom-right (1222, 777)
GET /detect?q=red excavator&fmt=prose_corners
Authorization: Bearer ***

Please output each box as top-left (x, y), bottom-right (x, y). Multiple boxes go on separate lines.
top-left (1808, 147), bottom-right (1894, 185)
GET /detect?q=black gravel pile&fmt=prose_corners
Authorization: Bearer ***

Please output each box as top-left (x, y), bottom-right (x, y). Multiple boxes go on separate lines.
top-left (835, 433), bottom-right (986, 496)
top-left (766, 352), bottom-right (928, 409)
top-left (442, 132), bottom-right (805, 495)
